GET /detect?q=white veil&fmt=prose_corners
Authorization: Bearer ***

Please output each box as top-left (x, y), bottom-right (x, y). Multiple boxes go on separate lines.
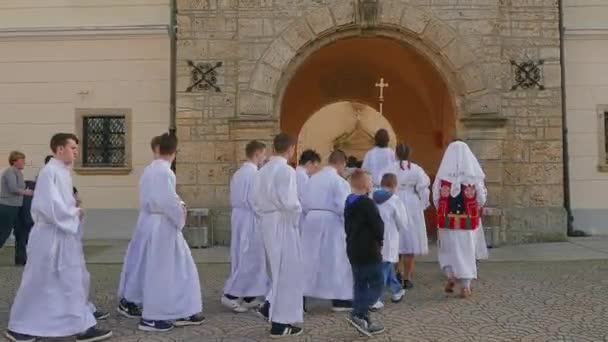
top-left (436, 141), bottom-right (485, 197)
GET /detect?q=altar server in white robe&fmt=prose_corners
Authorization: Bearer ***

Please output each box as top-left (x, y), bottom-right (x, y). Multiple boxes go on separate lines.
top-left (136, 133), bottom-right (204, 332)
top-left (222, 140), bottom-right (269, 313)
top-left (252, 133), bottom-right (304, 338)
top-left (6, 133), bottom-right (112, 342)
top-left (362, 129), bottom-right (395, 189)
top-left (371, 173), bottom-right (408, 307)
top-left (432, 140), bottom-right (487, 299)
top-left (295, 149), bottom-right (321, 233)
top-left (117, 135), bottom-right (161, 319)
top-left (381, 143), bottom-right (430, 289)
top-left (301, 150), bottom-right (353, 311)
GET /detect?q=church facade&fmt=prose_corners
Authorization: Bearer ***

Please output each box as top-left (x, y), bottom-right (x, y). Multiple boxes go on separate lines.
top-left (175, 0), bottom-right (565, 244)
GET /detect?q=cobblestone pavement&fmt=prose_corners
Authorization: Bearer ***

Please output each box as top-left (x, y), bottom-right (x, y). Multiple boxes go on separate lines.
top-left (1, 260), bottom-right (608, 342)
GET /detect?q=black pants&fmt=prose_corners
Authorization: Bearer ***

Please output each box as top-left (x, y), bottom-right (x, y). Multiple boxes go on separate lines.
top-left (0, 204), bottom-right (30, 264)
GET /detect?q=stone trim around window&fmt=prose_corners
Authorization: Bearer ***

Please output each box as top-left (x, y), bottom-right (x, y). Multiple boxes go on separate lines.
top-left (74, 108), bottom-right (133, 175)
top-left (597, 105), bottom-right (608, 172)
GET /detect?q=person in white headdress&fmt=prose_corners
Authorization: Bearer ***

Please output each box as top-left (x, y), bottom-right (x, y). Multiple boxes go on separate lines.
top-left (362, 129), bottom-right (395, 190)
top-left (381, 143), bottom-right (430, 289)
top-left (432, 140), bottom-right (487, 299)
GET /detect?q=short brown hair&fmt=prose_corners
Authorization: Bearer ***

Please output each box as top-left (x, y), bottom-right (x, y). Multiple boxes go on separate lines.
top-left (381, 173), bottom-right (397, 188)
top-left (245, 140), bottom-right (266, 158)
top-left (158, 133), bottom-right (178, 155)
top-left (328, 149), bottom-right (347, 164)
top-left (150, 135), bottom-right (161, 151)
top-left (8, 151), bottom-right (25, 165)
top-left (374, 129), bottom-right (390, 148)
top-left (349, 169), bottom-right (370, 191)
top-left (50, 133), bottom-right (79, 153)
top-left (273, 133), bottom-right (296, 153)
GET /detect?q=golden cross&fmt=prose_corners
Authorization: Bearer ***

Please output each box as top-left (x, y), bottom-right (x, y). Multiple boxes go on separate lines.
top-left (375, 77), bottom-right (389, 115)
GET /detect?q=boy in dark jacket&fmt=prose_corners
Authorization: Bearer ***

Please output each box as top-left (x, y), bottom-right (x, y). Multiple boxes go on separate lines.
top-left (344, 169), bottom-right (385, 336)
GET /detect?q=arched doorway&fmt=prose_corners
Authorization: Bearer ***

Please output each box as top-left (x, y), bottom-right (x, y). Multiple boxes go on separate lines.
top-left (279, 36), bottom-right (457, 237)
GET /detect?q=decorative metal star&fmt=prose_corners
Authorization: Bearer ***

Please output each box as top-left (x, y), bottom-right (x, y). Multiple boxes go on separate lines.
top-left (510, 59), bottom-right (545, 90)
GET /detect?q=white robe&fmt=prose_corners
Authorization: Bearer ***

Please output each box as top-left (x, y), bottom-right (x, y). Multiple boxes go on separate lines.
top-left (295, 166), bottom-right (309, 233)
top-left (382, 162), bottom-right (430, 255)
top-left (251, 156), bottom-right (303, 324)
top-left (375, 193), bottom-right (409, 263)
top-left (362, 146), bottom-right (395, 188)
top-left (223, 162), bottom-right (269, 297)
top-left (300, 167), bottom-right (352, 300)
top-left (8, 158), bottom-right (97, 337)
top-left (118, 161), bottom-right (154, 304)
top-left (433, 180), bottom-right (487, 280)
top-left (138, 159), bottom-right (202, 320)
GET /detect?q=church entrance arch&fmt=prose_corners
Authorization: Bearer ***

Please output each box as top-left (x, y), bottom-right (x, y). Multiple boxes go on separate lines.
top-left (279, 35), bottom-right (456, 237)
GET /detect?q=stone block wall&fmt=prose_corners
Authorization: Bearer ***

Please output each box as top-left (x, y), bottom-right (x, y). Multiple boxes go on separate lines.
top-left (176, 0), bottom-right (566, 244)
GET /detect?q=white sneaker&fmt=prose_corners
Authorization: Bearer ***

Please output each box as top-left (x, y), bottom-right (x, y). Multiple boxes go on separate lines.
top-left (242, 298), bottom-right (264, 309)
top-left (391, 289), bottom-right (406, 303)
top-left (221, 296), bottom-right (247, 313)
top-left (370, 301), bottom-right (384, 311)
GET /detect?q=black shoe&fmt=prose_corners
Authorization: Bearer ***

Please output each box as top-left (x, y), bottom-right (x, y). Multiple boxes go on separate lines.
top-left (346, 315), bottom-right (372, 337)
top-left (5, 330), bottom-right (37, 342)
top-left (331, 299), bottom-right (353, 312)
top-left (117, 298), bottom-right (141, 319)
top-left (75, 327), bottom-right (112, 342)
top-left (270, 325), bottom-right (303, 338)
top-left (255, 301), bottom-right (270, 321)
top-left (396, 272), bottom-right (403, 285)
top-left (93, 310), bottom-right (110, 321)
top-left (14, 259), bottom-right (26, 267)
top-left (403, 280), bottom-right (414, 289)
top-left (138, 319), bottom-right (174, 332)
top-left (174, 313), bottom-right (205, 327)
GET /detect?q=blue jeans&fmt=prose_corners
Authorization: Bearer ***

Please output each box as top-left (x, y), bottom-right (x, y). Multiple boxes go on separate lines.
top-left (382, 262), bottom-right (403, 295)
top-left (351, 262), bottom-right (384, 319)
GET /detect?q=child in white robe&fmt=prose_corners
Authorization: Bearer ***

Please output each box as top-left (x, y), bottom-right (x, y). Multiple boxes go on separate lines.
top-left (301, 150), bottom-right (353, 311)
top-left (252, 133), bottom-right (304, 338)
top-left (136, 133), bottom-right (204, 332)
top-left (117, 135), bottom-right (161, 318)
top-left (222, 140), bottom-right (269, 312)
top-left (371, 173), bottom-right (408, 308)
top-left (362, 129), bottom-right (395, 189)
top-left (6, 133), bottom-right (112, 342)
top-left (295, 149), bottom-right (321, 234)
top-left (381, 144), bottom-right (431, 289)
top-left (432, 140), bottom-right (487, 299)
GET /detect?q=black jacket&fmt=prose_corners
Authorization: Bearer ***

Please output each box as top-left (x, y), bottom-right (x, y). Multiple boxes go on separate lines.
top-left (344, 194), bottom-right (384, 265)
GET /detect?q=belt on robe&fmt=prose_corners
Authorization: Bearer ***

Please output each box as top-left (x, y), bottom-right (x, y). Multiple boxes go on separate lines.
top-left (308, 208), bottom-right (336, 213)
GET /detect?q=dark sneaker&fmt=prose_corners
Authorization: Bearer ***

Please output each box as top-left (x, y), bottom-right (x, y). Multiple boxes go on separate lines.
top-left (270, 325), bottom-right (303, 338)
top-left (138, 319), bottom-right (174, 332)
top-left (93, 310), bottom-right (110, 321)
top-left (255, 302), bottom-right (270, 322)
top-left (396, 272), bottom-right (403, 285)
top-left (5, 330), bottom-right (37, 342)
top-left (174, 313), bottom-right (205, 327)
top-left (117, 298), bottom-right (141, 319)
top-left (75, 327), bottom-right (112, 342)
top-left (403, 280), bottom-right (414, 289)
top-left (331, 299), bottom-right (353, 312)
top-left (346, 315), bottom-right (372, 337)
top-left (365, 318), bottom-right (385, 335)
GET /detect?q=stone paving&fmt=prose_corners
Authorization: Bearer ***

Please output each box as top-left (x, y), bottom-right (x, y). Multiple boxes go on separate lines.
top-left (1, 259), bottom-right (608, 342)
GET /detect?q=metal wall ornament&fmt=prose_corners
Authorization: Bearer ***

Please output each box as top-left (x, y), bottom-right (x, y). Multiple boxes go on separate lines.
top-left (510, 59), bottom-right (545, 90)
top-left (186, 60), bottom-right (222, 92)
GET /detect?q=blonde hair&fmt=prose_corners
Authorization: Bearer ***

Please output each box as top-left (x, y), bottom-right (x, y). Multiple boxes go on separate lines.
top-left (8, 151), bottom-right (25, 166)
top-left (349, 169), bottom-right (370, 191)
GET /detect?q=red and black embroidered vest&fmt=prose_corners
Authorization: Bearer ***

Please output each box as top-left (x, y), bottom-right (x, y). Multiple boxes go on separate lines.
top-left (436, 180), bottom-right (481, 230)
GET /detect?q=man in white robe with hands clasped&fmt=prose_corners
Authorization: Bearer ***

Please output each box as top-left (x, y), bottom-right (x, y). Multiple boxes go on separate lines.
top-left (6, 133), bottom-right (112, 342)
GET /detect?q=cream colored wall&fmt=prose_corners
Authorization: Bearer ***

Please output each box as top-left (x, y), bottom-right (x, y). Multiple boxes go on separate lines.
top-left (564, 1), bottom-right (608, 234)
top-left (0, 0), bottom-right (169, 238)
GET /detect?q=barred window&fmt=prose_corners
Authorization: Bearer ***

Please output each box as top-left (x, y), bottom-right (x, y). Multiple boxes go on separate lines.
top-left (75, 108), bottom-right (132, 175)
top-left (83, 116), bottom-right (126, 167)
